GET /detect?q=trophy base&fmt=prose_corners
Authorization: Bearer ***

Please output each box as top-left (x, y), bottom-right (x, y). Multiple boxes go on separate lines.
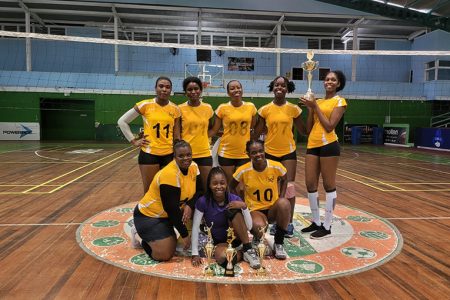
top-left (256, 266), bottom-right (267, 276)
top-left (204, 266), bottom-right (214, 277)
top-left (224, 267), bottom-right (235, 277)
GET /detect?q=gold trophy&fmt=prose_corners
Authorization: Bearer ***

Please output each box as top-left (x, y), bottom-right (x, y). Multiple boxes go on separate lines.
top-left (224, 227), bottom-right (237, 277)
top-left (256, 224), bottom-right (268, 276)
top-left (301, 51), bottom-right (319, 100)
top-left (203, 222), bottom-right (215, 276)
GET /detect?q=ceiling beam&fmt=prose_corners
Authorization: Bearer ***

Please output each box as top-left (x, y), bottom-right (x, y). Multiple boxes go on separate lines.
top-left (315, 0), bottom-right (449, 32)
top-left (264, 14), bottom-right (285, 47)
top-left (17, 0), bottom-right (46, 28)
top-left (429, 0), bottom-right (449, 14)
top-left (111, 4), bottom-right (129, 40)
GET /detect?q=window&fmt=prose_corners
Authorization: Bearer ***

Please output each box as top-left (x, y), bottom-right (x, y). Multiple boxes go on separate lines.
top-left (320, 39), bottom-right (332, 49)
top-left (319, 68), bottom-right (331, 80)
top-left (292, 68), bottom-right (303, 80)
top-left (334, 39), bottom-right (345, 50)
top-left (133, 32), bottom-right (148, 41)
top-left (360, 40), bottom-right (375, 50)
top-left (425, 60), bottom-right (450, 81)
top-left (308, 39), bottom-right (319, 49)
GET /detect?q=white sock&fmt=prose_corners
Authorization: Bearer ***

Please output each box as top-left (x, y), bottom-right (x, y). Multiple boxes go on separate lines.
top-left (307, 192), bottom-right (320, 226)
top-left (323, 191), bottom-right (337, 230)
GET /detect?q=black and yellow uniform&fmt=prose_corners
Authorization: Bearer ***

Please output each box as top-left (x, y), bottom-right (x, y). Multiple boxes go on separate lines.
top-left (136, 98), bottom-right (181, 155)
top-left (215, 101), bottom-right (256, 159)
top-left (179, 101), bottom-right (214, 159)
top-left (135, 160), bottom-right (200, 241)
top-left (307, 95), bottom-right (347, 149)
top-left (258, 101), bottom-right (302, 157)
top-left (232, 160), bottom-right (287, 211)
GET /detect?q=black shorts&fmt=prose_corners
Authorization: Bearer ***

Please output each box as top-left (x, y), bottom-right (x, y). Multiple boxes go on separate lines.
top-left (265, 151), bottom-right (297, 162)
top-left (138, 150), bottom-right (173, 167)
top-left (306, 141), bottom-right (340, 157)
top-left (193, 156), bottom-right (213, 167)
top-left (133, 206), bottom-right (176, 242)
top-left (218, 156), bottom-right (249, 167)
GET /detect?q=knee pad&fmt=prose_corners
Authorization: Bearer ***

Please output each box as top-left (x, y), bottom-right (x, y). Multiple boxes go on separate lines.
top-left (285, 182), bottom-right (296, 199)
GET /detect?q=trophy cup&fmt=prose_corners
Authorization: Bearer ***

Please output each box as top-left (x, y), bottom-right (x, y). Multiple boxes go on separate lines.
top-left (301, 51), bottom-right (319, 100)
top-left (203, 222), bottom-right (215, 276)
top-left (256, 224), bottom-right (268, 276)
top-left (224, 227), bottom-right (237, 277)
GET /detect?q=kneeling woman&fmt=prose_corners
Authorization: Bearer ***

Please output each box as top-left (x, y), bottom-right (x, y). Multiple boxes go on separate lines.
top-left (230, 140), bottom-right (291, 260)
top-left (133, 140), bottom-right (202, 261)
top-left (191, 167), bottom-right (260, 269)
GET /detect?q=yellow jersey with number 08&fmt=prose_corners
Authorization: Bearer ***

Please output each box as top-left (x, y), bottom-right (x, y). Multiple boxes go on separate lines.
top-left (179, 101), bottom-right (214, 159)
top-left (215, 101), bottom-right (256, 159)
top-left (233, 160), bottom-right (287, 211)
top-left (136, 98), bottom-right (181, 155)
top-left (307, 95), bottom-right (347, 149)
top-left (258, 101), bottom-right (302, 157)
top-left (138, 160), bottom-right (199, 218)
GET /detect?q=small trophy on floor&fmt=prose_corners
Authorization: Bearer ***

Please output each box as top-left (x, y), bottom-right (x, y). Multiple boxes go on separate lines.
top-left (224, 227), bottom-right (237, 277)
top-left (203, 222), bottom-right (215, 276)
top-left (301, 50), bottom-right (319, 100)
top-left (256, 224), bottom-right (268, 276)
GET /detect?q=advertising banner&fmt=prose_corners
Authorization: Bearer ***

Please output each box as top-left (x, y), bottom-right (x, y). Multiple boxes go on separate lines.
top-left (0, 122), bottom-right (40, 140)
top-left (344, 124), bottom-right (378, 144)
top-left (415, 128), bottom-right (450, 150)
top-left (383, 124), bottom-right (409, 145)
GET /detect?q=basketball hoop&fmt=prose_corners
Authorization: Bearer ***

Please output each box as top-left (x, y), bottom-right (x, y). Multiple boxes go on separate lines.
top-left (202, 82), bottom-right (209, 89)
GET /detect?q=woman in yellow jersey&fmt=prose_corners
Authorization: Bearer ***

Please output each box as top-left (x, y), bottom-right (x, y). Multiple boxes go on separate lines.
top-left (179, 77), bottom-right (214, 191)
top-left (230, 140), bottom-right (291, 260)
top-left (131, 140), bottom-right (201, 261)
top-left (299, 70), bottom-right (347, 239)
top-left (254, 76), bottom-right (305, 238)
top-left (209, 80), bottom-right (257, 183)
top-left (118, 77), bottom-right (181, 193)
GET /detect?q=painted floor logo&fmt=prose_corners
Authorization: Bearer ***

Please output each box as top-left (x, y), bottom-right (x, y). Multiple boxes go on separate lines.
top-left (76, 198), bottom-right (403, 284)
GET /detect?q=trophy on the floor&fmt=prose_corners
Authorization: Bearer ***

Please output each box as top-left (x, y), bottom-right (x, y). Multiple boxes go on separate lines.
top-left (256, 224), bottom-right (268, 276)
top-left (203, 222), bottom-right (215, 276)
top-left (224, 227), bottom-right (237, 277)
top-left (301, 50), bottom-right (319, 100)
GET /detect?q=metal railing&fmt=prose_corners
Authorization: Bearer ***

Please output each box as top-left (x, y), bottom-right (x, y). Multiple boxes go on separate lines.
top-left (430, 111), bottom-right (450, 128)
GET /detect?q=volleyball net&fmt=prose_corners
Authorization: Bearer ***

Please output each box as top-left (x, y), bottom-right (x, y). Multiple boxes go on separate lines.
top-left (0, 30), bottom-right (449, 100)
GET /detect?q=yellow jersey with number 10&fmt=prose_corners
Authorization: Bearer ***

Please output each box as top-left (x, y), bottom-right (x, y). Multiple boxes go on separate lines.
top-left (233, 160), bottom-right (287, 211)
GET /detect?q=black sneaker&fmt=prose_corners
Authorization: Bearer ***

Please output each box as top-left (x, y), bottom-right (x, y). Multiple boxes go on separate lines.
top-left (310, 226), bottom-right (331, 239)
top-left (300, 222), bottom-right (322, 234)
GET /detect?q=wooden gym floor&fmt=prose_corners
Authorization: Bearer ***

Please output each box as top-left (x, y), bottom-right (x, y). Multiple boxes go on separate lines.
top-left (0, 141), bottom-right (448, 299)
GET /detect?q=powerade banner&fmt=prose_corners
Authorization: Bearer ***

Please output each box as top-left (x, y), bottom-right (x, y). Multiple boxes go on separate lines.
top-left (383, 124), bottom-right (409, 145)
top-left (415, 128), bottom-right (450, 150)
top-left (0, 122), bottom-right (40, 140)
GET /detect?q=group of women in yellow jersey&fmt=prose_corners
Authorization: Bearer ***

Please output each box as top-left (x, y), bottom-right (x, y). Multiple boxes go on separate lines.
top-left (117, 70), bottom-right (347, 263)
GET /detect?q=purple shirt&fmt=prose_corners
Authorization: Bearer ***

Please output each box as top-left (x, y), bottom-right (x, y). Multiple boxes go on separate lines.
top-left (195, 193), bottom-right (243, 243)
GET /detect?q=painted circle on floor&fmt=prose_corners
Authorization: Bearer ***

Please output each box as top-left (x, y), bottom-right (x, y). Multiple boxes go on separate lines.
top-left (76, 198), bottom-right (403, 284)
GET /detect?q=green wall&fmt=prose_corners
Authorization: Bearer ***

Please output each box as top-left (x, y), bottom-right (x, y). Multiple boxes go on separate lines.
top-left (0, 91), bottom-right (433, 142)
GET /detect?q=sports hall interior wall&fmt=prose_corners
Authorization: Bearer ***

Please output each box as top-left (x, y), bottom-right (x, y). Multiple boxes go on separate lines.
top-left (0, 91), bottom-right (433, 142)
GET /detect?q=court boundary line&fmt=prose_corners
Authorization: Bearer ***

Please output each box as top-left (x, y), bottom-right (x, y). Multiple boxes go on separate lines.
top-left (22, 146), bottom-right (134, 193)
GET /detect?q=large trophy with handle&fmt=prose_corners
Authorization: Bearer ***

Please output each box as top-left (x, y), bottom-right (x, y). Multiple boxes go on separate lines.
top-left (301, 50), bottom-right (319, 100)
top-left (203, 222), bottom-right (215, 276)
top-left (224, 227), bottom-right (237, 277)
